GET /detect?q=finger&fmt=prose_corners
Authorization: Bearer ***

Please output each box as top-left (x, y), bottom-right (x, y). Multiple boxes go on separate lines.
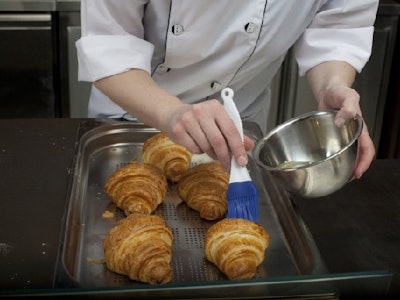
top-left (243, 135), bottom-right (255, 152)
top-left (353, 125), bottom-right (375, 179)
top-left (319, 86), bottom-right (360, 121)
top-left (199, 117), bottom-right (231, 170)
top-left (174, 131), bottom-right (203, 154)
top-left (168, 118), bottom-right (204, 154)
top-left (169, 102), bottom-right (221, 156)
top-left (334, 106), bottom-right (361, 128)
top-left (185, 121), bottom-right (220, 162)
top-left (182, 119), bottom-right (211, 154)
top-left (215, 112), bottom-right (248, 167)
top-left (192, 100), bottom-right (247, 170)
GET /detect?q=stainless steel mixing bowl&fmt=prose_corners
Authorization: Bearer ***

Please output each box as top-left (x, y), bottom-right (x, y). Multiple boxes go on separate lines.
top-left (253, 110), bottom-right (363, 198)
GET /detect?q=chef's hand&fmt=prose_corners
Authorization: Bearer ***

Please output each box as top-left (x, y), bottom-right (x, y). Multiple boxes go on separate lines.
top-left (318, 84), bottom-right (375, 179)
top-left (94, 69), bottom-right (252, 171)
top-left (164, 99), bottom-right (254, 171)
top-left (307, 61), bottom-right (375, 179)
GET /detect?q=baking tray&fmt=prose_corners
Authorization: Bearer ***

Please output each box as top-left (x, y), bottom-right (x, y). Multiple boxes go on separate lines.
top-left (54, 119), bottom-right (336, 298)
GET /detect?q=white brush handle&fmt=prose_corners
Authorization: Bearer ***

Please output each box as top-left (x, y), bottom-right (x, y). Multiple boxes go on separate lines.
top-left (221, 88), bottom-right (243, 140)
top-left (221, 88), bottom-right (251, 182)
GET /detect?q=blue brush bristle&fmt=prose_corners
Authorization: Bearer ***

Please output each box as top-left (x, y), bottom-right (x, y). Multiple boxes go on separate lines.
top-left (227, 181), bottom-right (259, 222)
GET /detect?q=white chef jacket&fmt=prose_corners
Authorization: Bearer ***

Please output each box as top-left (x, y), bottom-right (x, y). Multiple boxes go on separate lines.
top-left (76, 0), bottom-right (378, 133)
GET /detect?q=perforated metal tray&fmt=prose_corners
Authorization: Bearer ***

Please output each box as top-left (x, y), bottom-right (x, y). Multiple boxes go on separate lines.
top-left (54, 120), bottom-right (331, 298)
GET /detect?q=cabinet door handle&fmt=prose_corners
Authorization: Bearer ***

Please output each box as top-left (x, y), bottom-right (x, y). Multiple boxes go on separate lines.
top-left (0, 13), bottom-right (51, 22)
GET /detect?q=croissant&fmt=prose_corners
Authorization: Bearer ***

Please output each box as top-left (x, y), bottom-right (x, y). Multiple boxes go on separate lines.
top-left (204, 218), bottom-right (270, 280)
top-left (105, 162), bottom-right (167, 215)
top-left (176, 162), bottom-right (229, 220)
top-left (103, 213), bottom-right (174, 284)
top-left (142, 132), bottom-right (192, 182)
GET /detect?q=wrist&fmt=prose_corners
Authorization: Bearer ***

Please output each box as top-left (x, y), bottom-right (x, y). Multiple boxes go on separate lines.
top-left (307, 61), bottom-right (356, 102)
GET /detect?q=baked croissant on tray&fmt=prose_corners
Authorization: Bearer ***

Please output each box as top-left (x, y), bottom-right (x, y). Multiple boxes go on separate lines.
top-left (142, 132), bottom-right (192, 182)
top-left (103, 213), bottom-right (174, 284)
top-left (204, 218), bottom-right (270, 280)
top-left (177, 161), bottom-right (229, 220)
top-left (105, 162), bottom-right (168, 215)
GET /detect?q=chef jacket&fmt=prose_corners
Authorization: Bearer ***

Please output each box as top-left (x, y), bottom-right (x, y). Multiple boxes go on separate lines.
top-left (76, 0), bottom-right (378, 133)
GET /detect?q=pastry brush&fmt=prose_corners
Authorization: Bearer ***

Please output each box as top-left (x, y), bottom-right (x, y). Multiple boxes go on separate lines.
top-left (221, 88), bottom-right (259, 222)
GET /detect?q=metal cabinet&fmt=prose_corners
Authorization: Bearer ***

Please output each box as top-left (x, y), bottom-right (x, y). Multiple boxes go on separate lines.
top-left (377, 1), bottom-right (400, 158)
top-left (0, 0), bottom-right (86, 118)
top-left (58, 10), bottom-right (91, 117)
top-left (0, 12), bottom-right (59, 117)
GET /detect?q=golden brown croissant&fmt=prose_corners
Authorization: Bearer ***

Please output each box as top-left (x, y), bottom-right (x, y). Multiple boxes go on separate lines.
top-left (105, 162), bottom-right (167, 215)
top-left (176, 162), bottom-right (229, 220)
top-left (103, 213), bottom-right (174, 284)
top-left (204, 218), bottom-right (270, 280)
top-left (142, 132), bottom-right (192, 182)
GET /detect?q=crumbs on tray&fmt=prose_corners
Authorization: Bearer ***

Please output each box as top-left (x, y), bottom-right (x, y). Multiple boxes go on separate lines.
top-left (87, 257), bottom-right (106, 264)
top-left (102, 210), bottom-right (114, 219)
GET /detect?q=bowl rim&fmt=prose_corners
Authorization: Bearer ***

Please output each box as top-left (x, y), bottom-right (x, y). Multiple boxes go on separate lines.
top-left (253, 110), bottom-right (363, 171)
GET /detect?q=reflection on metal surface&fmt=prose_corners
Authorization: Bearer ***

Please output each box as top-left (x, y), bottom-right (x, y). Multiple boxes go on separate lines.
top-left (277, 161), bottom-right (313, 169)
top-left (0, 13), bottom-right (51, 22)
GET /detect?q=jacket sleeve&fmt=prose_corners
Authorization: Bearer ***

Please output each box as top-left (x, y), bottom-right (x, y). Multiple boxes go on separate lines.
top-left (76, 0), bottom-right (154, 82)
top-left (294, 0), bottom-right (379, 76)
